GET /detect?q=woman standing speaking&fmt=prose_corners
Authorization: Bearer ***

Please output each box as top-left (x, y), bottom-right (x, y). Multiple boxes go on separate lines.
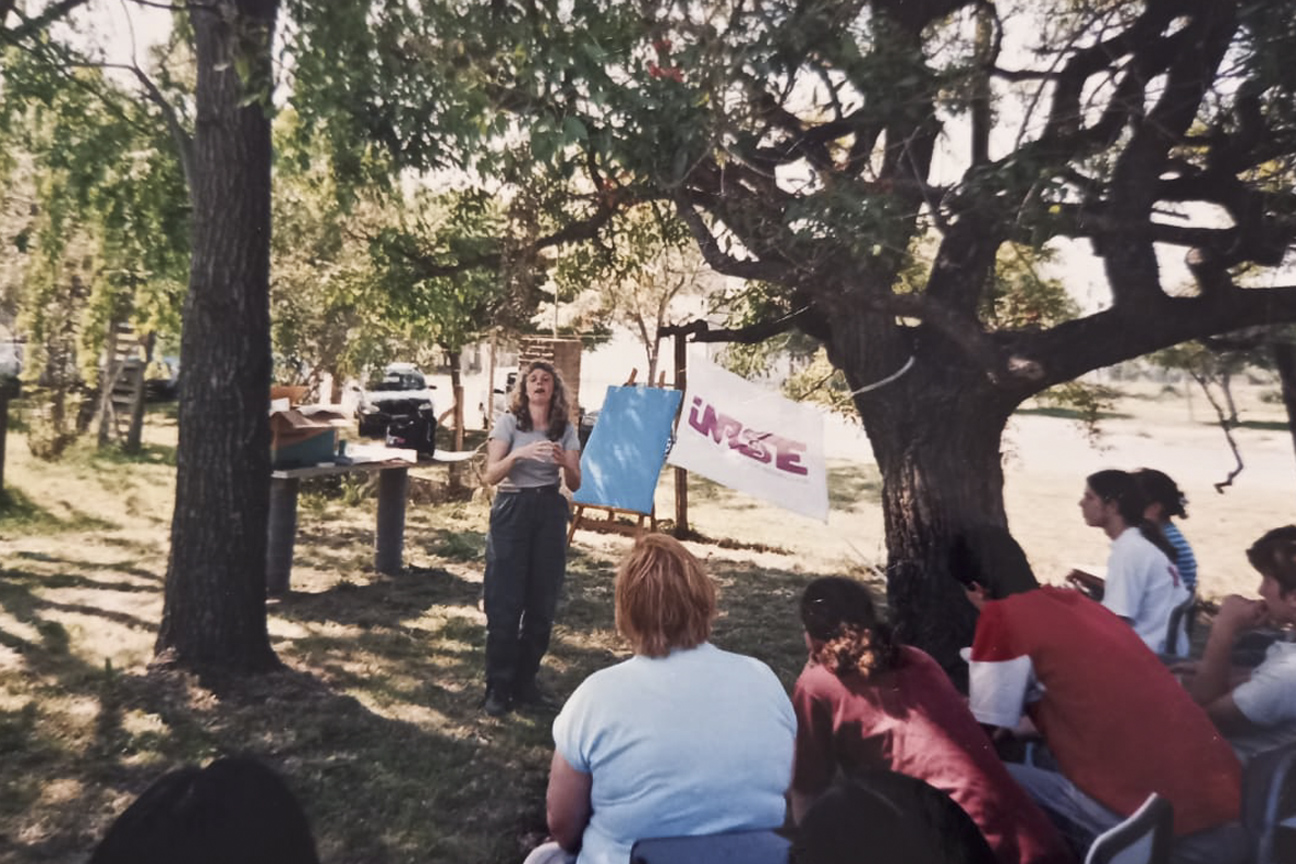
top-left (482, 360), bottom-right (582, 717)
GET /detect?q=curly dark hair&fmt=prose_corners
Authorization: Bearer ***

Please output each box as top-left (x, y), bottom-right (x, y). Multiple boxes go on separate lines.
top-left (800, 577), bottom-right (899, 679)
top-left (508, 360), bottom-right (571, 441)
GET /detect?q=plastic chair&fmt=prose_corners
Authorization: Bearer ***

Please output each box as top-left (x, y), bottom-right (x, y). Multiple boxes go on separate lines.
top-left (630, 829), bottom-right (790, 864)
top-left (1242, 742), bottom-right (1296, 864)
top-left (1084, 793), bottom-right (1173, 864)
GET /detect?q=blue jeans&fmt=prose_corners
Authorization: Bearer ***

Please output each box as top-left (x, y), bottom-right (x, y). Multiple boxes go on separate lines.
top-left (484, 486), bottom-right (569, 695)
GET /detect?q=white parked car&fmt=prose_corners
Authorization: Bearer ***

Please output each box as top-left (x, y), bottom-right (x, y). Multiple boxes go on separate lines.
top-left (0, 340), bottom-right (22, 380)
top-left (481, 366), bottom-right (518, 428)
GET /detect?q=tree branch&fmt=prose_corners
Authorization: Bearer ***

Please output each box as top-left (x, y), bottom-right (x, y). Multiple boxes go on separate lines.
top-left (375, 189), bottom-right (645, 282)
top-left (664, 305), bottom-right (817, 345)
top-left (1184, 367), bottom-right (1246, 493)
top-left (672, 189), bottom-right (795, 283)
top-left (2, 0), bottom-right (94, 43)
top-left (124, 64), bottom-right (196, 195)
top-left (1018, 286), bottom-right (1296, 398)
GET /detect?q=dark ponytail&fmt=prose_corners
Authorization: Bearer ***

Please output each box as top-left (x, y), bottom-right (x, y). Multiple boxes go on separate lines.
top-left (1087, 469), bottom-right (1176, 560)
top-left (1133, 468), bottom-right (1188, 521)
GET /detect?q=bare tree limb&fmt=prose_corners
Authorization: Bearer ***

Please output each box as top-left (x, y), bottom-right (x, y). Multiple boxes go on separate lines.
top-left (1183, 367), bottom-right (1246, 493)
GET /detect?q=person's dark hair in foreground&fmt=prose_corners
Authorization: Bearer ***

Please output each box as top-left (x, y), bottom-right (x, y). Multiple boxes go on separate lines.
top-left (948, 524), bottom-right (1040, 600)
top-left (90, 756), bottom-right (320, 864)
top-left (1246, 525), bottom-right (1296, 594)
top-left (790, 771), bottom-right (998, 864)
top-left (1133, 468), bottom-right (1188, 521)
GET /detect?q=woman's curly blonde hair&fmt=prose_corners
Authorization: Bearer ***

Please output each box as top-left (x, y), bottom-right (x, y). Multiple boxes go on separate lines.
top-left (800, 577), bottom-right (898, 679)
top-left (508, 360), bottom-right (571, 441)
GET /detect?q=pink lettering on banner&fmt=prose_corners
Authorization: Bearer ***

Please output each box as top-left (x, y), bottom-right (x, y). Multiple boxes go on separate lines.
top-left (687, 397), bottom-right (809, 476)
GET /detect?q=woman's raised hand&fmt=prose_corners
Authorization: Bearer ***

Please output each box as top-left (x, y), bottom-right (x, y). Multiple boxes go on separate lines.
top-left (520, 439), bottom-right (559, 462)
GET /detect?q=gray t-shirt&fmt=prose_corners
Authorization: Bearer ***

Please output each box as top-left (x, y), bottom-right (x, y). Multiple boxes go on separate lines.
top-left (490, 411), bottom-right (580, 491)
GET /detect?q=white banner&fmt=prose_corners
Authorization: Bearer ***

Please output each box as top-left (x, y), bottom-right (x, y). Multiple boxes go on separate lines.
top-left (668, 356), bottom-right (828, 522)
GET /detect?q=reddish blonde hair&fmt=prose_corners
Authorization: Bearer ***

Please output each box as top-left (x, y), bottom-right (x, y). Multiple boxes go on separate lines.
top-left (615, 534), bottom-right (716, 657)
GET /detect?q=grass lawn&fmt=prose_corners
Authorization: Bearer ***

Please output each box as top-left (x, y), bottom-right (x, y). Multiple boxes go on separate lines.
top-left (0, 382), bottom-right (1291, 863)
top-left (0, 408), bottom-right (831, 864)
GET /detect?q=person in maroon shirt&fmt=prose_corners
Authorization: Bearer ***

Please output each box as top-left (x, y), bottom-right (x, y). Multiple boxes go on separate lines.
top-left (954, 525), bottom-right (1246, 864)
top-left (790, 576), bottom-right (1074, 864)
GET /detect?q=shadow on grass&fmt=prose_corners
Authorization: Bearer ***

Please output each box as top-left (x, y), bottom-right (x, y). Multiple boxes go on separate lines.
top-left (265, 559), bottom-right (655, 863)
top-left (0, 554), bottom-right (565, 864)
top-left (0, 487), bottom-right (119, 535)
top-left (84, 442), bottom-right (177, 467)
top-left (8, 557), bottom-right (162, 585)
top-left (0, 559), bottom-right (181, 864)
top-left (144, 400), bottom-right (180, 423)
top-left (0, 488), bottom-right (60, 530)
top-left (1229, 419), bottom-right (1291, 432)
top-left (1016, 406), bottom-right (1130, 422)
top-left (1016, 406), bottom-right (1133, 421)
top-left (683, 461), bottom-right (882, 515)
top-left (4, 410), bottom-right (28, 434)
top-left (0, 494), bottom-right (886, 864)
top-left (827, 462), bottom-right (882, 510)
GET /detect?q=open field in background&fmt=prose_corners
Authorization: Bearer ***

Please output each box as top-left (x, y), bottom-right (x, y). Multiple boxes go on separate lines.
top-left (0, 380), bottom-right (1292, 863)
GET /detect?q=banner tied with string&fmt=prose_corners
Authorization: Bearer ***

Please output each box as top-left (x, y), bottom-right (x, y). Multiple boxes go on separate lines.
top-left (667, 356), bottom-right (828, 522)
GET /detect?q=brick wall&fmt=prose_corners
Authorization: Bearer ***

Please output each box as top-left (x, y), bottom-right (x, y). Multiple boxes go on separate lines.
top-left (519, 336), bottom-right (583, 420)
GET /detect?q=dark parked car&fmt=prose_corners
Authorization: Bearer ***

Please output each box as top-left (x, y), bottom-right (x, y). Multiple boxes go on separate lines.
top-left (356, 363), bottom-right (437, 456)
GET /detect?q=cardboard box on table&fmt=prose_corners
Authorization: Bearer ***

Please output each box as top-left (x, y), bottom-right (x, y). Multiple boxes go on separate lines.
top-left (269, 403), bottom-right (349, 469)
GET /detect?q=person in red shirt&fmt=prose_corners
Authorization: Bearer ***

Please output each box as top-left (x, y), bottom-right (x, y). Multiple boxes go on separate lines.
top-left (955, 526), bottom-right (1246, 864)
top-left (791, 576), bottom-right (1074, 864)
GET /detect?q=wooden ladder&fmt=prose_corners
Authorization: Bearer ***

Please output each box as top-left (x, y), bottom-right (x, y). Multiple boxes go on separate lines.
top-left (97, 321), bottom-right (147, 447)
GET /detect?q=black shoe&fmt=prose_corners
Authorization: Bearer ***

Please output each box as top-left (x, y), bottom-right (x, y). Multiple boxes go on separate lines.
top-left (513, 680), bottom-right (559, 712)
top-left (482, 688), bottom-right (511, 717)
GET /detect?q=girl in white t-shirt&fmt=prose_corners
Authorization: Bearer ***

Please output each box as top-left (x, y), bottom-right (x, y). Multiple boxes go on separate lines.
top-left (1075, 469), bottom-right (1190, 654)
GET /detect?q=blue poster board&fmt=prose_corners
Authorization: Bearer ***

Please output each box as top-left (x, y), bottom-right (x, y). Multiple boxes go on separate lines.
top-left (574, 385), bottom-right (683, 515)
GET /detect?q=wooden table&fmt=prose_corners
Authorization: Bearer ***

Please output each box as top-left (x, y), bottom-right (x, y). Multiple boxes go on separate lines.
top-left (266, 460), bottom-right (412, 594)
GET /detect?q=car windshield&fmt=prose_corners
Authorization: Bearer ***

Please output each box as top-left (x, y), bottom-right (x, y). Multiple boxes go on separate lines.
top-left (370, 372), bottom-right (424, 391)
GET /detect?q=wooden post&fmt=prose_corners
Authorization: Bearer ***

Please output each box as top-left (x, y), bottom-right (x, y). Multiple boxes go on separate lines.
top-left (266, 476), bottom-right (300, 595)
top-left (97, 325), bottom-right (119, 447)
top-left (0, 390), bottom-right (9, 492)
top-left (125, 332), bottom-right (154, 453)
top-left (672, 329), bottom-right (689, 538)
top-left (375, 466), bottom-right (409, 574)
top-left (485, 332), bottom-right (497, 432)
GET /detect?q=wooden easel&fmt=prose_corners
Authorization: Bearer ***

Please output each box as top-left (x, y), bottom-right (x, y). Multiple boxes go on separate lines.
top-left (566, 368), bottom-right (666, 546)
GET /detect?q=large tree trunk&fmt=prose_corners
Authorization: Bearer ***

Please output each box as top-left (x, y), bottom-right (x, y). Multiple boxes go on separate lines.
top-left (837, 322), bottom-right (1011, 689)
top-left (156, 0), bottom-right (280, 674)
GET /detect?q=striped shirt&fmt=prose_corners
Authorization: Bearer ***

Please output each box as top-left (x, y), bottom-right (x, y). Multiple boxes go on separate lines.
top-left (1163, 521), bottom-right (1197, 593)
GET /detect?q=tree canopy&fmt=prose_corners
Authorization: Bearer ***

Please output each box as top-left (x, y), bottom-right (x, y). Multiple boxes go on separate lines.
top-left (323, 0), bottom-right (1296, 661)
top-left (10, 0), bottom-right (1296, 673)
top-left (281, 0), bottom-right (1296, 665)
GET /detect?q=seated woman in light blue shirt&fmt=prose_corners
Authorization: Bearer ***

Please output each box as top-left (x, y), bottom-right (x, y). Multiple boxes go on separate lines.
top-left (523, 534), bottom-right (796, 864)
